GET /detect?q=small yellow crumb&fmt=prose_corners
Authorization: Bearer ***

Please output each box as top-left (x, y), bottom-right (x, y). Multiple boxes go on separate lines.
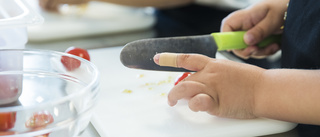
top-left (160, 93), bottom-right (167, 96)
top-left (145, 82), bottom-right (156, 86)
top-left (137, 74), bottom-right (145, 78)
top-left (157, 80), bottom-right (166, 85)
top-left (122, 89), bottom-right (133, 94)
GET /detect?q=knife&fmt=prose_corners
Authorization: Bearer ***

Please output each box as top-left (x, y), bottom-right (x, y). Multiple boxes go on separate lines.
top-left (120, 31), bottom-right (281, 72)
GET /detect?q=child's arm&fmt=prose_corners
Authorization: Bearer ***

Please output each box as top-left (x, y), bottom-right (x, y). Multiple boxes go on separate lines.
top-left (255, 69), bottom-right (320, 125)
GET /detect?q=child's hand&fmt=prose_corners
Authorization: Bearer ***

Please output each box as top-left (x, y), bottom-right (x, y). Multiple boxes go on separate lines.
top-left (221, 0), bottom-right (289, 59)
top-left (39, 0), bottom-right (89, 12)
top-left (154, 53), bottom-right (265, 119)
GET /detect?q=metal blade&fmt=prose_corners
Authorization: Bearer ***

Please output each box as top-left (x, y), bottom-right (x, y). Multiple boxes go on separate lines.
top-left (120, 34), bottom-right (217, 72)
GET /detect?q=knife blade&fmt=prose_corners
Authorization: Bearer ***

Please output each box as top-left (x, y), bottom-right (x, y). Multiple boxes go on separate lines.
top-left (120, 31), bottom-right (281, 72)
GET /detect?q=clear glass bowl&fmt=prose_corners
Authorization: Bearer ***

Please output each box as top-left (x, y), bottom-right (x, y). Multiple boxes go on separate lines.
top-left (0, 49), bottom-right (100, 137)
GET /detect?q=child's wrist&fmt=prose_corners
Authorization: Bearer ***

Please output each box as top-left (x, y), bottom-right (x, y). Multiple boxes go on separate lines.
top-left (252, 68), bottom-right (268, 117)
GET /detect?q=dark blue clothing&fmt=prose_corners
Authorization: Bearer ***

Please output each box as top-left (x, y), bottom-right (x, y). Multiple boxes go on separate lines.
top-left (282, 0), bottom-right (320, 69)
top-left (154, 4), bottom-right (233, 37)
top-left (282, 0), bottom-right (320, 136)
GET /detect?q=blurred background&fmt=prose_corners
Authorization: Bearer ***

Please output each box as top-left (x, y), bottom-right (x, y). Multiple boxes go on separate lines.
top-left (26, 0), bottom-right (281, 70)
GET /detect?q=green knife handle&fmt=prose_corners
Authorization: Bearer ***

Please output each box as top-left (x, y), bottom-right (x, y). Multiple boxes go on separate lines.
top-left (211, 31), bottom-right (282, 51)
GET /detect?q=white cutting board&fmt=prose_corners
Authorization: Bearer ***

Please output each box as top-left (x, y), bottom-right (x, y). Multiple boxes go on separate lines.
top-left (89, 47), bottom-right (297, 137)
top-left (27, 1), bottom-right (155, 42)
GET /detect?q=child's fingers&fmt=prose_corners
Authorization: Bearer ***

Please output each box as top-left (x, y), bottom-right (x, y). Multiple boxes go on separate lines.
top-left (167, 81), bottom-right (207, 106)
top-left (232, 45), bottom-right (258, 59)
top-left (188, 93), bottom-right (218, 114)
top-left (153, 53), bottom-right (212, 72)
top-left (231, 43), bottom-right (280, 59)
top-left (251, 43), bottom-right (280, 58)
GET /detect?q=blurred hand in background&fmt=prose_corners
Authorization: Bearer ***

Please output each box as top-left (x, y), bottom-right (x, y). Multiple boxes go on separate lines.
top-left (39, 0), bottom-right (89, 11)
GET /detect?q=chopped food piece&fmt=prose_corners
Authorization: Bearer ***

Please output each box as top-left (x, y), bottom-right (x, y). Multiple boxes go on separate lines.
top-left (0, 131), bottom-right (16, 135)
top-left (25, 111), bottom-right (54, 129)
top-left (122, 89), bottom-right (133, 94)
top-left (61, 55), bottom-right (81, 71)
top-left (64, 47), bottom-right (90, 61)
top-left (136, 74), bottom-right (145, 78)
top-left (0, 112), bottom-right (16, 131)
top-left (157, 80), bottom-right (170, 85)
top-left (160, 93), bottom-right (166, 96)
top-left (174, 72), bottom-right (192, 85)
top-left (61, 47), bottom-right (91, 71)
top-left (25, 111), bottom-right (54, 137)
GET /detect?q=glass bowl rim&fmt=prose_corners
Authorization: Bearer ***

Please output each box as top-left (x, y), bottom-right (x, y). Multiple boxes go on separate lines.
top-left (0, 49), bottom-right (100, 112)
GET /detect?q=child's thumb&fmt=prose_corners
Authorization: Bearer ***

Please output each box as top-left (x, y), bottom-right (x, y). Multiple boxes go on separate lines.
top-left (244, 19), bottom-right (274, 46)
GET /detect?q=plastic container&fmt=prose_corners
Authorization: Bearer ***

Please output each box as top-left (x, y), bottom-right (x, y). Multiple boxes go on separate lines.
top-left (0, 49), bottom-right (100, 137)
top-left (0, 0), bottom-right (43, 49)
top-left (0, 0), bottom-right (44, 105)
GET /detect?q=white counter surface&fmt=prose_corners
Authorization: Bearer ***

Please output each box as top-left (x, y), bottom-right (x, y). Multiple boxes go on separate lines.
top-left (26, 20), bottom-right (297, 137)
top-left (87, 46), bottom-right (296, 137)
